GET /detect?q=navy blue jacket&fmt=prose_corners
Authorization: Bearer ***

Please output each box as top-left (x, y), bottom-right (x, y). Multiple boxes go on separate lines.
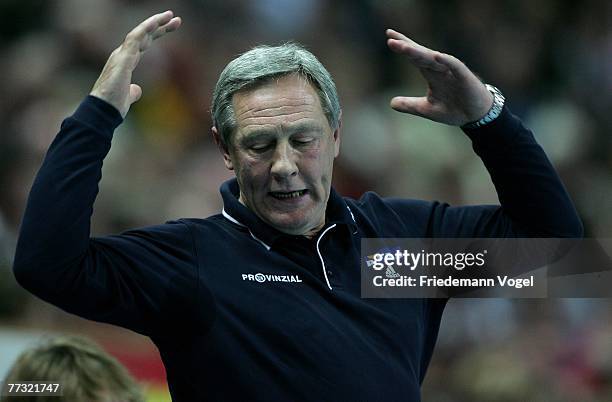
top-left (13, 96), bottom-right (582, 401)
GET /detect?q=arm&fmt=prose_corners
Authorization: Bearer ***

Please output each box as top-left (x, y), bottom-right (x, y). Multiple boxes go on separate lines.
top-left (12, 12), bottom-right (210, 335)
top-left (385, 29), bottom-right (582, 238)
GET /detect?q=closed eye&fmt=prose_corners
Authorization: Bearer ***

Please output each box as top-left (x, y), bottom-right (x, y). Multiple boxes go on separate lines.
top-left (292, 137), bottom-right (315, 146)
top-left (249, 143), bottom-right (273, 152)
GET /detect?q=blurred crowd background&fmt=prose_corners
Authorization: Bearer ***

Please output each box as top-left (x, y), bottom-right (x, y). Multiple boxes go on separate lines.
top-left (0, 0), bottom-right (610, 401)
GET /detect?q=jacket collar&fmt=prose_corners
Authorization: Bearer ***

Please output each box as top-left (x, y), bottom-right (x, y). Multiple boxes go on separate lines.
top-left (220, 178), bottom-right (357, 248)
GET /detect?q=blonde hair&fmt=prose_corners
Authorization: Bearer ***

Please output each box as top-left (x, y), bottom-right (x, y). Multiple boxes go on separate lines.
top-left (1, 336), bottom-right (144, 402)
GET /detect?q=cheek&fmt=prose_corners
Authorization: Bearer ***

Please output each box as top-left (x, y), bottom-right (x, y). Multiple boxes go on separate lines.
top-left (301, 149), bottom-right (334, 183)
top-left (311, 141), bottom-right (335, 165)
top-left (236, 158), bottom-right (268, 188)
top-left (300, 150), bottom-right (323, 169)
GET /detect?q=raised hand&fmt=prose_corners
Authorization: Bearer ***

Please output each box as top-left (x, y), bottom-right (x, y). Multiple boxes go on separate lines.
top-left (90, 11), bottom-right (182, 118)
top-left (386, 29), bottom-right (493, 127)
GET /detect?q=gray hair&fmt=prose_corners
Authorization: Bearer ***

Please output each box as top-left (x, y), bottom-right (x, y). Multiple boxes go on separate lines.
top-left (211, 43), bottom-right (341, 147)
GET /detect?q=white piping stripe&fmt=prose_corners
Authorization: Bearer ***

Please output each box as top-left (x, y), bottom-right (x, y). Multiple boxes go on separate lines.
top-left (222, 208), bottom-right (271, 251)
top-left (222, 209), bottom-right (244, 226)
top-left (346, 205), bottom-right (358, 234)
top-left (346, 205), bottom-right (356, 222)
top-left (316, 224), bottom-right (337, 291)
top-left (248, 231), bottom-right (271, 251)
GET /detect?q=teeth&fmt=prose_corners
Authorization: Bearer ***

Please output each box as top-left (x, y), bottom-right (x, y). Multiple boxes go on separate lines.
top-left (272, 190), bottom-right (305, 199)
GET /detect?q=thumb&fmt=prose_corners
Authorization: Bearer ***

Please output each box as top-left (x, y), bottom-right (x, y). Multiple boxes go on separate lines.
top-left (390, 96), bottom-right (429, 118)
top-left (128, 84), bottom-right (143, 105)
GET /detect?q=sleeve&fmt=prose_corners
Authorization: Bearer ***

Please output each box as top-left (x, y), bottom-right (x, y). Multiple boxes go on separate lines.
top-left (426, 105), bottom-right (583, 238)
top-left (12, 96), bottom-right (209, 336)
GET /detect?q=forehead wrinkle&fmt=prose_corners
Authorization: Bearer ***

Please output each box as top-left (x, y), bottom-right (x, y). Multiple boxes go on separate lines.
top-left (232, 74), bottom-right (328, 141)
top-left (250, 104), bottom-right (317, 118)
top-left (238, 116), bottom-right (320, 138)
top-left (235, 102), bottom-right (323, 134)
top-left (234, 96), bottom-right (319, 120)
top-left (239, 110), bottom-right (314, 128)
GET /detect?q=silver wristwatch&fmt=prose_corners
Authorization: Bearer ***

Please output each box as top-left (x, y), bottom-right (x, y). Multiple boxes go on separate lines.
top-left (461, 84), bottom-right (505, 129)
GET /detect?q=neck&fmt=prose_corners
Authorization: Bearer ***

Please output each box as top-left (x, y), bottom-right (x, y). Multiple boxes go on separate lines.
top-left (238, 193), bottom-right (326, 238)
top-left (303, 221), bottom-right (326, 239)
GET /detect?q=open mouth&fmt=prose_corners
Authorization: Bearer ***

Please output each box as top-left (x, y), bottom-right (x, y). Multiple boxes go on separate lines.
top-left (269, 190), bottom-right (308, 200)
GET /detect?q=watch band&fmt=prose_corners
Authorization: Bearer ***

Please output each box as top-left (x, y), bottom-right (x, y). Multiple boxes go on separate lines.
top-left (461, 84), bottom-right (505, 129)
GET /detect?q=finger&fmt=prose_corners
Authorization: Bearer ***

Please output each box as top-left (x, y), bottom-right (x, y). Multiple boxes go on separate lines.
top-left (386, 29), bottom-right (448, 72)
top-left (433, 52), bottom-right (471, 80)
top-left (163, 16), bottom-right (182, 32)
top-left (139, 10), bottom-right (175, 35)
top-left (152, 16), bottom-right (182, 40)
top-left (128, 84), bottom-right (143, 104)
top-left (124, 11), bottom-right (175, 49)
top-left (386, 29), bottom-right (423, 54)
top-left (385, 29), bottom-right (415, 44)
top-left (387, 38), bottom-right (447, 72)
top-left (390, 96), bottom-right (431, 117)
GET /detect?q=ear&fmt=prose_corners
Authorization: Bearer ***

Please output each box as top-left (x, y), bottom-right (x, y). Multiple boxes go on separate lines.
top-left (333, 111), bottom-right (342, 158)
top-left (212, 126), bottom-right (234, 170)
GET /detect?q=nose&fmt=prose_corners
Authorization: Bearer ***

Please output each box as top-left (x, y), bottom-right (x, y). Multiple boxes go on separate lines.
top-left (270, 142), bottom-right (298, 180)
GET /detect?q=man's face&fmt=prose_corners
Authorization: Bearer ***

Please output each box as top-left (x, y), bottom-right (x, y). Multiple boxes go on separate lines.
top-left (216, 74), bottom-right (340, 236)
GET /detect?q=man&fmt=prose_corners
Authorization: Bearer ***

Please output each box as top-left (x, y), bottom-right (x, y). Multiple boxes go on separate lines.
top-left (1, 336), bottom-right (143, 402)
top-left (13, 11), bottom-right (582, 402)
